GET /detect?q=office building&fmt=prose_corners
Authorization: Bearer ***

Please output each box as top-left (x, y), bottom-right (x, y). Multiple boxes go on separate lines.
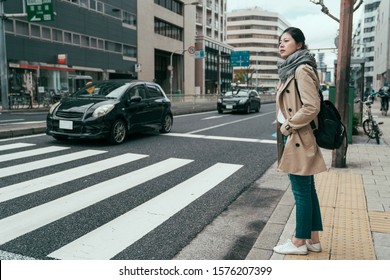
top-left (226, 7), bottom-right (289, 92)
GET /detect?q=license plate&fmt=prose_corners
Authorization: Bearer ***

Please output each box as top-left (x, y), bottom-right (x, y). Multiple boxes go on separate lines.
top-left (226, 105), bottom-right (233, 109)
top-left (59, 120), bottom-right (73, 130)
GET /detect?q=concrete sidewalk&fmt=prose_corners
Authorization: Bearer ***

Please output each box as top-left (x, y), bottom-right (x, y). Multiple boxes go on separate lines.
top-left (246, 101), bottom-right (390, 260)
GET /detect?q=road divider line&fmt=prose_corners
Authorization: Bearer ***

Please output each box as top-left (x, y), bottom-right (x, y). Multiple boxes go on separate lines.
top-left (0, 158), bottom-right (193, 246)
top-left (187, 111), bottom-right (275, 134)
top-left (48, 162), bottom-right (243, 260)
top-left (0, 153), bottom-right (148, 203)
top-left (0, 149), bottom-right (106, 179)
top-left (164, 133), bottom-right (277, 144)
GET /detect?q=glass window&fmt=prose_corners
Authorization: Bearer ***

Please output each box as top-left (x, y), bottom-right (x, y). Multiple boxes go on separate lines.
top-left (123, 45), bottom-right (137, 58)
top-left (64, 32), bottom-right (72, 44)
top-left (97, 39), bottom-right (104, 49)
top-left (81, 35), bottom-right (89, 47)
top-left (90, 37), bottom-right (97, 48)
top-left (31, 24), bottom-right (41, 38)
top-left (73, 34), bottom-right (80, 45)
top-left (53, 29), bottom-right (63, 42)
top-left (146, 85), bottom-right (163, 98)
top-left (80, 0), bottom-right (88, 8)
top-left (15, 20), bottom-right (29, 36)
top-left (123, 11), bottom-right (136, 26)
top-left (90, 0), bottom-right (96, 10)
top-left (42, 26), bottom-right (51, 40)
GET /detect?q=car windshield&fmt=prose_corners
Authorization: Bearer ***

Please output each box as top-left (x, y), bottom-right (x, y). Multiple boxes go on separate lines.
top-left (223, 90), bottom-right (249, 97)
top-left (72, 81), bottom-right (130, 99)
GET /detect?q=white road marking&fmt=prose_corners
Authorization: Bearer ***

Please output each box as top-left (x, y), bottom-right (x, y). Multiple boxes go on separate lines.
top-left (48, 162), bottom-right (243, 260)
top-left (0, 149), bottom-right (106, 179)
top-left (0, 153), bottom-right (148, 203)
top-left (0, 158), bottom-right (193, 245)
top-left (0, 146), bottom-right (70, 163)
top-left (187, 111), bottom-right (275, 134)
top-left (202, 116), bottom-right (224, 120)
top-left (164, 133), bottom-right (277, 144)
top-left (0, 143), bottom-right (36, 151)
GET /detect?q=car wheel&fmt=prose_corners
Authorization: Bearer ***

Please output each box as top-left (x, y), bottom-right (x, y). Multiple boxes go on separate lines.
top-left (108, 119), bottom-right (127, 144)
top-left (255, 103), bottom-right (260, 112)
top-left (160, 114), bottom-right (173, 133)
top-left (246, 104), bottom-right (251, 114)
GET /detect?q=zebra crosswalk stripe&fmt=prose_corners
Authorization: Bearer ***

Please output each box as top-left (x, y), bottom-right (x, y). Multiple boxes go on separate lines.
top-left (48, 162), bottom-right (243, 260)
top-left (0, 146), bottom-right (70, 163)
top-left (0, 158), bottom-right (193, 245)
top-left (0, 143), bottom-right (36, 151)
top-left (0, 153), bottom-right (148, 203)
top-left (0, 149), bottom-right (106, 179)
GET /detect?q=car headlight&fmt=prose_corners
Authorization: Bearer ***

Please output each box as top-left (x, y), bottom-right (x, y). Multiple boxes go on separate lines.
top-left (239, 99), bottom-right (247, 104)
top-left (49, 102), bottom-right (60, 114)
top-left (93, 104), bottom-right (115, 118)
top-left (217, 98), bottom-right (222, 103)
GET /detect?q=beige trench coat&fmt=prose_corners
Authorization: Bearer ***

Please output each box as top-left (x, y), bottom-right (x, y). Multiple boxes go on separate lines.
top-left (276, 64), bottom-right (326, 175)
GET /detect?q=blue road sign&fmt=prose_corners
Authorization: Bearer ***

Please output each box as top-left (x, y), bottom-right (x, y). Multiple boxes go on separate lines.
top-left (230, 51), bottom-right (250, 67)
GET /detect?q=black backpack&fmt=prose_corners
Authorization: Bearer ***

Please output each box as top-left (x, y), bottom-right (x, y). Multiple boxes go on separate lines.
top-left (295, 80), bottom-right (347, 150)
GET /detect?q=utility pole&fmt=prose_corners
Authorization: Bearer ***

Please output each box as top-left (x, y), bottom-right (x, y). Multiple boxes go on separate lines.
top-left (311, 0), bottom-right (362, 168)
top-left (333, 0), bottom-right (354, 168)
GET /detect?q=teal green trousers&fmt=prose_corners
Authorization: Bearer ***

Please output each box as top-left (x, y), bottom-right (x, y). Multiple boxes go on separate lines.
top-left (288, 174), bottom-right (323, 239)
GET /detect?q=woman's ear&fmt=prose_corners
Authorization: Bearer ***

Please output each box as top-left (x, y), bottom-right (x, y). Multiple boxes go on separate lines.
top-left (297, 42), bottom-right (303, 50)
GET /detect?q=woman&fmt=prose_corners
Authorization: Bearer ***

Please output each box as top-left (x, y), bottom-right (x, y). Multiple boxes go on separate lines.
top-left (273, 27), bottom-right (326, 255)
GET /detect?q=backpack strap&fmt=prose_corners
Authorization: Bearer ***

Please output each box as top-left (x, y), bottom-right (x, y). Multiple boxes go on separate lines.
top-left (294, 78), bottom-right (317, 131)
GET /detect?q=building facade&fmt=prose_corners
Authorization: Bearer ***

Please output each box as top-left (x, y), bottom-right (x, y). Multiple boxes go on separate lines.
top-left (194, 0), bottom-right (233, 94)
top-left (226, 7), bottom-right (289, 93)
top-left (3, 0), bottom-right (137, 104)
top-left (374, 0), bottom-right (390, 90)
top-left (352, 0), bottom-right (381, 93)
top-left (1, 0), bottom-right (232, 109)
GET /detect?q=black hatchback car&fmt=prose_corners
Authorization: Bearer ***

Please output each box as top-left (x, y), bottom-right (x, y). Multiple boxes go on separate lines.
top-left (46, 80), bottom-right (173, 144)
top-left (217, 89), bottom-right (261, 114)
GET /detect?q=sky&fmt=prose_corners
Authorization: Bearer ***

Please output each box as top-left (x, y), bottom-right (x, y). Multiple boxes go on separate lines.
top-left (226, 0), bottom-right (365, 71)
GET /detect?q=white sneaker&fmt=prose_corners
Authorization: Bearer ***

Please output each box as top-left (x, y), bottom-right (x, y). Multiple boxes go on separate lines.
top-left (306, 240), bottom-right (322, 252)
top-left (273, 239), bottom-right (308, 255)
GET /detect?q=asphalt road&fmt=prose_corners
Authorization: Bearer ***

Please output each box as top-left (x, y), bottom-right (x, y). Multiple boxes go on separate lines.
top-left (0, 103), bottom-right (280, 260)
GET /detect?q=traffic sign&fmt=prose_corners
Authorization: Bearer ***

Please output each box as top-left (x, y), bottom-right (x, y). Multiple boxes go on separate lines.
top-left (188, 46), bottom-right (196, 55)
top-left (25, 0), bottom-right (55, 22)
top-left (194, 50), bottom-right (204, 59)
top-left (230, 51), bottom-right (250, 67)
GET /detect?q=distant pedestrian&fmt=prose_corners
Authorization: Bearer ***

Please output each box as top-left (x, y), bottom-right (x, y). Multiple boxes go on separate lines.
top-left (273, 27), bottom-right (326, 255)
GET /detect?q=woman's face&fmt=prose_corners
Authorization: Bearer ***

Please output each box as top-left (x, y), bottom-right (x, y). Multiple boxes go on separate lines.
top-left (279, 32), bottom-right (302, 59)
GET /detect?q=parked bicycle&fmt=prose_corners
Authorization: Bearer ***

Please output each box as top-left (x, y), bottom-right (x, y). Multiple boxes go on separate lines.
top-left (356, 99), bottom-right (383, 144)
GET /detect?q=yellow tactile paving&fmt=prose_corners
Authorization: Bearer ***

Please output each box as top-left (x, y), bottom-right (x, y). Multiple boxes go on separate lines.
top-left (285, 170), bottom-right (376, 260)
top-left (369, 211), bottom-right (390, 233)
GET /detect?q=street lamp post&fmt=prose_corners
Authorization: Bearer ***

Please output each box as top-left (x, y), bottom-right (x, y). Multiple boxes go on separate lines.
top-left (169, 49), bottom-right (186, 99)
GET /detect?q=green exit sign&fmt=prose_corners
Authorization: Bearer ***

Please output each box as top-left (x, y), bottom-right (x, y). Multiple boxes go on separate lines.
top-left (25, 0), bottom-right (55, 22)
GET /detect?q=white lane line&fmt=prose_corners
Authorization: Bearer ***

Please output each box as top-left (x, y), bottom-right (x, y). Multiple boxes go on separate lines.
top-left (48, 162), bottom-right (243, 260)
top-left (0, 149), bottom-right (106, 179)
top-left (0, 146), bottom-right (70, 163)
top-left (0, 143), bottom-right (36, 151)
top-left (0, 119), bottom-right (25, 123)
top-left (0, 158), bottom-right (193, 246)
top-left (0, 153), bottom-right (148, 203)
top-left (202, 116), bottom-right (223, 120)
top-left (187, 111), bottom-right (275, 134)
top-left (164, 133), bottom-right (277, 144)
